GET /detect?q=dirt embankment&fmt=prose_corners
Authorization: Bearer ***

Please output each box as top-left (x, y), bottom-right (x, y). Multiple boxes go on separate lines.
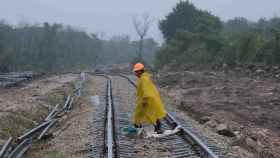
top-left (161, 63), bottom-right (280, 80)
top-left (156, 69), bottom-right (280, 158)
top-left (27, 76), bottom-right (94, 158)
top-left (0, 74), bottom-right (77, 112)
top-left (0, 74), bottom-right (77, 147)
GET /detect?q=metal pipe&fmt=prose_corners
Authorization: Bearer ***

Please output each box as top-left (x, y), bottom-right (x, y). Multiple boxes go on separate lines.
top-left (62, 95), bottom-right (71, 110)
top-left (7, 138), bottom-right (31, 158)
top-left (45, 104), bottom-right (60, 121)
top-left (38, 119), bottom-right (58, 140)
top-left (0, 137), bottom-right (12, 158)
top-left (67, 98), bottom-right (74, 111)
top-left (18, 121), bottom-right (51, 141)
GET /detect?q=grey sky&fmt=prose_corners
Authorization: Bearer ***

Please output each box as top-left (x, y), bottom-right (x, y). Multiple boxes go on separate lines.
top-left (190, 0), bottom-right (280, 20)
top-left (0, 0), bottom-right (279, 42)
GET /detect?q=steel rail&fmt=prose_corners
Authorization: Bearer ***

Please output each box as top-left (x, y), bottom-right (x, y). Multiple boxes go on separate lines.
top-left (67, 97), bottom-right (74, 111)
top-left (18, 120), bottom-right (51, 141)
top-left (117, 74), bottom-right (137, 87)
top-left (166, 114), bottom-right (218, 158)
top-left (117, 73), bottom-right (219, 158)
top-left (45, 104), bottom-right (60, 121)
top-left (87, 73), bottom-right (117, 158)
top-left (38, 119), bottom-right (58, 140)
top-left (7, 139), bottom-right (32, 158)
top-left (106, 79), bottom-right (114, 158)
top-left (0, 137), bottom-right (12, 158)
top-left (1, 75), bottom-right (80, 157)
top-left (62, 95), bottom-right (71, 110)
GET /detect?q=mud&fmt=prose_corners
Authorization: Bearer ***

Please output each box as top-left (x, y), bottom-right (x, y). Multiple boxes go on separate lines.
top-left (0, 74), bottom-right (78, 140)
top-left (2, 70), bottom-right (272, 157)
top-left (0, 74), bottom-right (78, 157)
top-left (42, 75), bottom-right (97, 158)
top-left (158, 70), bottom-right (280, 157)
top-left (0, 74), bottom-right (77, 113)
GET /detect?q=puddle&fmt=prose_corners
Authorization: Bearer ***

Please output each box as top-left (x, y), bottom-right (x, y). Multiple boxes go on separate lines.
top-left (90, 95), bottom-right (100, 106)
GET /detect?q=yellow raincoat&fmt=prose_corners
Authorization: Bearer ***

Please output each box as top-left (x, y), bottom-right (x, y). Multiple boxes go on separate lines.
top-left (133, 72), bottom-right (167, 125)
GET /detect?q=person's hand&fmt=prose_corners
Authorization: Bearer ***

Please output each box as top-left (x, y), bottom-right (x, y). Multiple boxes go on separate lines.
top-left (143, 102), bottom-right (147, 108)
top-left (143, 98), bottom-right (148, 108)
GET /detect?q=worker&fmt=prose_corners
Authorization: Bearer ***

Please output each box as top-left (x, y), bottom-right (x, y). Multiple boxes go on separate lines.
top-left (132, 63), bottom-right (167, 134)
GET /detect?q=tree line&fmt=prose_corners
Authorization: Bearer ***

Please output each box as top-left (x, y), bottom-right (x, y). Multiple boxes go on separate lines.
top-left (0, 21), bottom-right (158, 73)
top-left (155, 1), bottom-right (280, 69)
top-left (0, 22), bottom-right (102, 72)
top-left (98, 36), bottom-right (158, 66)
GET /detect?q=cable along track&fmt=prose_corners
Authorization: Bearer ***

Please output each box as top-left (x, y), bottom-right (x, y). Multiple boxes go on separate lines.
top-left (88, 74), bottom-right (223, 158)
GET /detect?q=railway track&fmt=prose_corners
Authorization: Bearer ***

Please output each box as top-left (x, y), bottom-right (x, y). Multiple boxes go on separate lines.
top-left (88, 74), bottom-right (225, 158)
top-left (0, 71), bottom-right (41, 88)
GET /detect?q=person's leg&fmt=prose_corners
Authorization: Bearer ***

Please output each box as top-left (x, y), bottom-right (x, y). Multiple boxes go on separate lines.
top-left (171, 122), bottom-right (177, 130)
top-left (154, 119), bottom-right (163, 134)
top-left (134, 124), bottom-right (142, 128)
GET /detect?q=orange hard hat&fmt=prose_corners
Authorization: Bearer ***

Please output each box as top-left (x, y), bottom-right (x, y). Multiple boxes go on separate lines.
top-left (133, 63), bottom-right (145, 72)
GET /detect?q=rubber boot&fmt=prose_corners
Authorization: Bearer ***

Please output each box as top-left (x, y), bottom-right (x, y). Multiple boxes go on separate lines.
top-left (134, 124), bottom-right (142, 128)
top-left (154, 120), bottom-right (163, 134)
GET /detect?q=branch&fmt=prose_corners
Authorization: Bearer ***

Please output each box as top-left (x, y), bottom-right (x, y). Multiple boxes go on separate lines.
top-left (132, 14), bottom-right (153, 38)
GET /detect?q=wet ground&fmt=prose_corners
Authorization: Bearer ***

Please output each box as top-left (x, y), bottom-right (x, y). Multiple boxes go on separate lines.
top-left (0, 74), bottom-right (78, 113)
top-left (157, 70), bottom-right (280, 157)
top-left (0, 73), bottom-right (250, 157)
top-left (0, 74), bottom-right (78, 143)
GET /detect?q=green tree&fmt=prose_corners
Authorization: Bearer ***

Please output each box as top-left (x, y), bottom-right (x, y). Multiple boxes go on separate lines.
top-left (155, 1), bottom-right (280, 69)
top-left (0, 21), bottom-right (102, 72)
top-left (159, 0), bottom-right (222, 41)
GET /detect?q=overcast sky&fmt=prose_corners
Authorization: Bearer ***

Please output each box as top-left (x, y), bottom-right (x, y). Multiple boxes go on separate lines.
top-left (0, 0), bottom-right (279, 42)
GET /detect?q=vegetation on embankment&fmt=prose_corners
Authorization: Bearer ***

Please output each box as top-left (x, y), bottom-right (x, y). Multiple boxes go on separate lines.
top-left (0, 79), bottom-right (74, 150)
top-left (155, 1), bottom-right (280, 69)
top-left (23, 81), bottom-right (75, 158)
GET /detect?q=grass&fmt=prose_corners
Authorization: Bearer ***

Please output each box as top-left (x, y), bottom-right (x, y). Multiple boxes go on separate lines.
top-left (47, 89), bottom-right (68, 106)
top-left (25, 142), bottom-right (65, 158)
top-left (0, 77), bottom-right (79, 158)
top-left (22, 85), bottom-right (74, 158)
top-left (46, 82), bottom-right (75, 106)
top-left (0, 107), bottom-right (49, 139)
top-left (43, 151), bottom-right (64, 158)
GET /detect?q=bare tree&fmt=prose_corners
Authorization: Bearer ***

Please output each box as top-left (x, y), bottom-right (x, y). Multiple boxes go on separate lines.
top-left (132, 13), bottom-right (153, 61)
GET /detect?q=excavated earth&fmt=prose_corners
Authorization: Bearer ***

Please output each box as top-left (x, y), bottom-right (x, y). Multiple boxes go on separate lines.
top-left (0, 74), bottom-right (78, 140)
top-left (156, 68), bottom-right (280, 158)
top-left (24, 74), bottom-right (97, 158)
top-left (2, 70), bottom-right (275, 158)
top-left (0, 74), bottom-right (78, 113)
